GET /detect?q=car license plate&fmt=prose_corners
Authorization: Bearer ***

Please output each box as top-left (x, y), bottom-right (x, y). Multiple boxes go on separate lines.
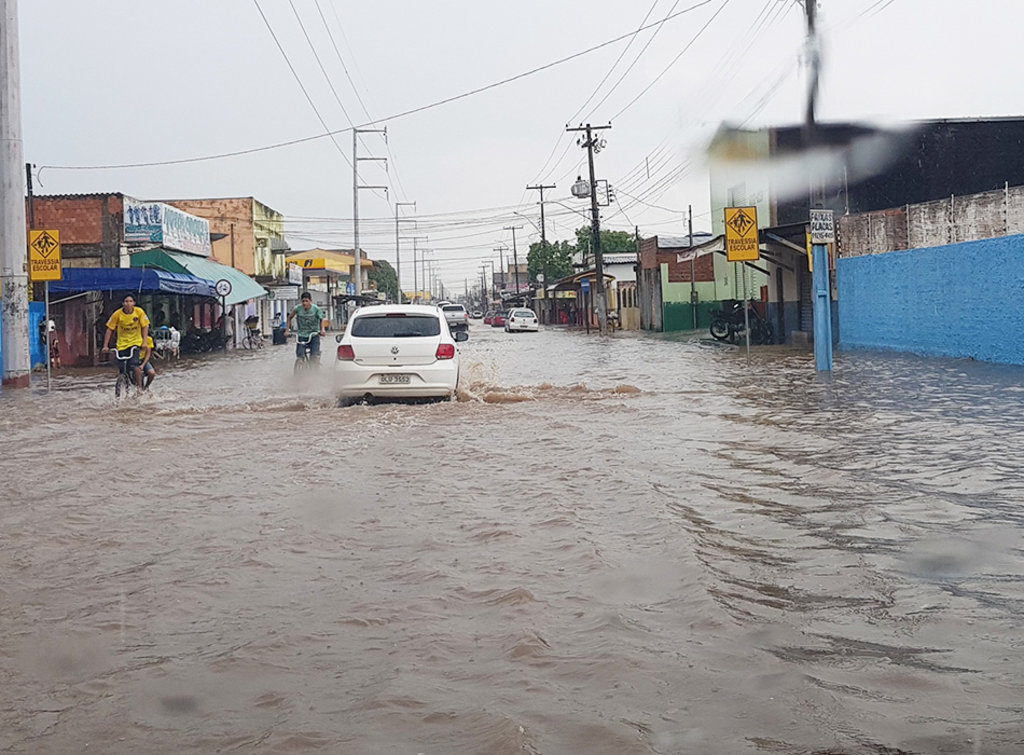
top-left (379, 373), bottom-right (411, 384)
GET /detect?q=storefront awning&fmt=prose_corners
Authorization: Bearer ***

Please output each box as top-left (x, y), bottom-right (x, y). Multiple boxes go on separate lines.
top-left (130, 248), bottom-right (267, 305)
top-left (47, 267), bottom-right (217, 297)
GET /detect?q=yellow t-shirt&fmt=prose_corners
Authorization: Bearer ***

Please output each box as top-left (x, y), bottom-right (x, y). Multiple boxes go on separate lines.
top-left (141, 335), bottom-right (155, 363)
top-left (106, 307), bottom-right (150, 351)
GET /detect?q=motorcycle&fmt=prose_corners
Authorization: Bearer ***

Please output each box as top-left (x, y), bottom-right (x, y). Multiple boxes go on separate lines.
top-left (709, 299), bottom-right (774, 345)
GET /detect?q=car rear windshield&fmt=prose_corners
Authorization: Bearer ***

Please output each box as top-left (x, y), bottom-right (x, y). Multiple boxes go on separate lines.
top-left (351, 314), bottom-right (441, 338)
top-left (442, 305), bottom-right (465, 313)
top-left (512, 310), bottom-right (534, 317)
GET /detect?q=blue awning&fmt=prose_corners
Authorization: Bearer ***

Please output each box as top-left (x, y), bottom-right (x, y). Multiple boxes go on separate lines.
top-left (47, 267), bottom-right (217, 297)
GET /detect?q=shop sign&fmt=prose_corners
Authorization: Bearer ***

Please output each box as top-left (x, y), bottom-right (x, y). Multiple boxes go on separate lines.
top-left (124, 200), bottom-right (211, 256)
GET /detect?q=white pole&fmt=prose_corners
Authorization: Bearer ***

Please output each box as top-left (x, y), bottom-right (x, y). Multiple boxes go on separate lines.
top-left (0, 0), bottom-right (30, 388)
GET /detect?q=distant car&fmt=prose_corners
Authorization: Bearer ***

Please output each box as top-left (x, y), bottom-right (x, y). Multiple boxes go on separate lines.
top-left (470, 310), bottom-right (483, 319)
top-left (491, 310), bottom-right (507, 328)
top-left (334, 304), bottom-right (468, 405)
top-left (483, 311), bottom-right (495, 325)
top-left (505, 307), bottom-right (539, 332)
top-left (441, 303), bottom-right (469, 333)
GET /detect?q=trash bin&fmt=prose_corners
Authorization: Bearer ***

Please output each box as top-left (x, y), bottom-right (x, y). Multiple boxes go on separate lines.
top-left (272, 326), bottom-right (287, 345)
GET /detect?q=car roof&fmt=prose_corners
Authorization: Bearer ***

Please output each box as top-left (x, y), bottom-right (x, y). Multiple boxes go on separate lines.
top-left (352, 304), bottom-right (442, 318)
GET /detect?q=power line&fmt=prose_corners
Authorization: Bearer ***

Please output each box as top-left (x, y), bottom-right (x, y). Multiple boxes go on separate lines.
top-left (251, 0), bottom-right (352, 168)
top-left (42, 1), bottom-right (715, 172)
top-left (611, 0), bottom-right (731, 122)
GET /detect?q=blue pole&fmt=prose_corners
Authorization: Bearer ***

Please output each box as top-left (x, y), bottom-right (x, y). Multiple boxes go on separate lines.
top-left (812, 243), bottom-right (833, 371)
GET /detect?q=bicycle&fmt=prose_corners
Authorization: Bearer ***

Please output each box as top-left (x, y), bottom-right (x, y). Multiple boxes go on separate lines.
top-left (293, 333), bottom-right (320, 373)
top-left (240, 327), bottom-right (264, 350)
top-left (107, 346), bottom-right (140, 399)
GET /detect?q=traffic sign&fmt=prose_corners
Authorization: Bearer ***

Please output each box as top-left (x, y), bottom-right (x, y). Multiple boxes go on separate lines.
top-left (580, 277), bottom-right (591, 292)
top-left (215, 279), bottom-right (233, 297)
top-left (724, 207), bottom-right (759, 262)
top-left (29, 229), bottom-right (62, 281)
top-left (810, 208), bottom-right (835, 244)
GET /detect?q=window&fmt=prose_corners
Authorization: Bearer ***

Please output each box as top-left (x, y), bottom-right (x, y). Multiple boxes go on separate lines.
top-left (351, 314), bottom-right (441, 338)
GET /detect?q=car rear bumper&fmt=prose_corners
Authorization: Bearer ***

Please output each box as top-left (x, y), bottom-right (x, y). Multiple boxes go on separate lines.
top-left (507, 322), bottom-right (538, 331)
top-left (334, 362), bottom-right (458, 398)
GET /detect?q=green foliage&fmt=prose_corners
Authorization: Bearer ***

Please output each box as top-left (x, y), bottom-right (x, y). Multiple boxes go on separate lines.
top-left (523, 226), bottom-right (640, 286)
top-left (573, 226), bottom-right (638, 264)
top-left (527, 240), bottom-right (574, 283)
top-left (368, 259), bottom-right (399, 303)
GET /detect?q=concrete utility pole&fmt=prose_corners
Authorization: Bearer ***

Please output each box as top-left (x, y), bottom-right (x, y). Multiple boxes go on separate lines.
top-left (802, 0), bottom-right (833, 372)
top-left (394, 200), bottom-right (416, 302)
top-left (410, 236), bottom-right (427, 304)
top-left (526, 183), bottom-right (556, 246)
top-left (1, 0), bottom-right (29, 388)
top-left (353, 127), bottom-right (387, 294)
top-left (503, 225), bottom-right (524, 303)
top-left (493, 245), bottom-right (507, 300)
top-left (567, 123), bottom-right (612, 334)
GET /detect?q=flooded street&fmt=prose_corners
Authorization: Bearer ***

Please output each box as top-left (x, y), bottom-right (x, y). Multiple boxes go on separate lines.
top-left (2, 324), bottom-right (1024, 754)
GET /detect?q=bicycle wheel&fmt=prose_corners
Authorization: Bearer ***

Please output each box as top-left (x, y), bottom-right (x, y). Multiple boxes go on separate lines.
top-left (114, 372), bottom-right (131, 399)
top-left (293, 357), bottom-right (310, 374)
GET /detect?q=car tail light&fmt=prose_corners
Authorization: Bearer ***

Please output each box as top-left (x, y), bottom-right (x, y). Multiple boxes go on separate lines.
top-left (435, 343), bottom-right (455, 360)
top-left (337, 344), bottom-right (355, 360)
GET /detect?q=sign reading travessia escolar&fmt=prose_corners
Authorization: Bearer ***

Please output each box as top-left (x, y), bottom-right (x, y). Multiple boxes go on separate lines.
top-left (724, 206), bottom-right (759, 262)
top-left (29, 229), bottom-right (62, 281)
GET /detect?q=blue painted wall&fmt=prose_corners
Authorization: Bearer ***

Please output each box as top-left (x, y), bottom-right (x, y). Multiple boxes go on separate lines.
top-left (838, 234), bottom-right (1024, 365)
top-left (0, 302), bottom-right (47, 370)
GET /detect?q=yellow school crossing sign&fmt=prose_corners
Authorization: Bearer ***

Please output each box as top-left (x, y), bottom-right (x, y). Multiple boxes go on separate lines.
top-left (724, 206), bottom-right (759, 262)
top-left (29, 229), bottom-right (63, 281)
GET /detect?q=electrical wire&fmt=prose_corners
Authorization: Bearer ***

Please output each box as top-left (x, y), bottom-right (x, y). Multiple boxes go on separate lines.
top-left (251, 0), bottom-right (353, 168)
top-left (42, 1), bottom-right (714, 172)
top-left (610, 0), bottom-right (731, 122)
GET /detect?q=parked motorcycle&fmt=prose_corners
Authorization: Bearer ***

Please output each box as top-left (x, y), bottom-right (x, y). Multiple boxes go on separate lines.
top-left (709, 299), bottom-right (774, 345)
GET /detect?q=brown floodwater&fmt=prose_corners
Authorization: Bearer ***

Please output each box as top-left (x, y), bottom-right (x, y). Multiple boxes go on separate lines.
top-left (2, 324), bottom-right (1023, 754)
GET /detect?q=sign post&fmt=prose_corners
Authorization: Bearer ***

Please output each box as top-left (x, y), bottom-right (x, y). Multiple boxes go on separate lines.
top-left (724, 207), bottom-right (759, 363)
top-left (809, 208), bottom-right (835, 372)
top-left (29, 230), bottom-right (62, 389)
top-left (215, 279), bottom-right (232, 349)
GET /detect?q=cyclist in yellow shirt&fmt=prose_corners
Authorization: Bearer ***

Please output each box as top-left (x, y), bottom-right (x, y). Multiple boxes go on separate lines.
top-left (102, 295), bottom-right (150, 392)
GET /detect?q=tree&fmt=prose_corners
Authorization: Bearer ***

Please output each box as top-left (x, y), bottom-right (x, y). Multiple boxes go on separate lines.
top-left (527, 239), bottom-right (574, 284)
top-left (574, 226), bottom-right (637, 265)
top-left (367, 259), bottom-right (399, 303)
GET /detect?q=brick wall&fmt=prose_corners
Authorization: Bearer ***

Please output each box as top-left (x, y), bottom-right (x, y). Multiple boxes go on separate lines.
top-left (840, 185), bottom-right (1024, 258)
top-left (28, 194), bottom-right (124, 267)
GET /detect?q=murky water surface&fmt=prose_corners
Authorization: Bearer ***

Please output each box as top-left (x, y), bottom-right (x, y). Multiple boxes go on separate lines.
top-left (2, 325), bottom-right (1024, 754)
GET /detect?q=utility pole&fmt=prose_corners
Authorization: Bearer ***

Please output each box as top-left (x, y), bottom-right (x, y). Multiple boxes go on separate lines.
top-left (1, 0), bottom-right (29, 388)
top-left (526, 183), bottom-right (556, 246)
top-left (803, 0), bottom-right (832, 372)
top-left (493, 245), bottom-right (507, 301)
top-left (420, 249), bottom-right (429, 303)
top-left (394, 200), bottom-right (416, 303)
top-left (567, 123), bottom-right (612, 334)
top-left (410, 236), bottom-right (427, 304)
top-left (503, 225), bottom-right (523, 304)
top-left (353, 126), bottom-right (387, 295)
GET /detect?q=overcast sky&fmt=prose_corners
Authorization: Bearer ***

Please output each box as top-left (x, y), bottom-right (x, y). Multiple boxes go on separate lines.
top-left (18, 0), bottom-right (1022, 290)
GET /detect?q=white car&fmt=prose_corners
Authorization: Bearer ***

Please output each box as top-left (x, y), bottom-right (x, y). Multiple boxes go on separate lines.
top-left (335, 304), bottom-right (468, 405)
top-left (504, 307), bottom-right (539, 332)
